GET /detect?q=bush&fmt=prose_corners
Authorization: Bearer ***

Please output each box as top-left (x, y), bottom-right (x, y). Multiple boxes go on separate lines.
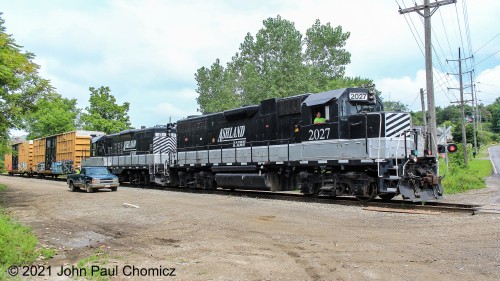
top-left (442, 169), bottom-right (486, 194)
top-left (439, 145), bottom-right (492, 194)
top-left (0, 213), bottom-right (39, 280)
top-left (0, 184), bottom-right (54, 280)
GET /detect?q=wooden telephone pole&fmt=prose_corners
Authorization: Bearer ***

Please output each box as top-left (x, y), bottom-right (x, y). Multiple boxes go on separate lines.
top-left (399, 0), bottom-right (456, 155)
top-left (448, 48), bottom-right (473, 166)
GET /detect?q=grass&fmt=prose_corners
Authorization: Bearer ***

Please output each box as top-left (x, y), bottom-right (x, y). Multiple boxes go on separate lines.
top-left (440, 146), bottom-right (493, 194)
top-left (40, 248), bottom-right (56, 260)
top-left (0, 184), bottom-right (56, 280)
top-left (75, 249), bottom-right (110, 281)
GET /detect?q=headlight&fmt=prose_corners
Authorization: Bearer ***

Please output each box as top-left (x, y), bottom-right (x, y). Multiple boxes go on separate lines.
top-left (409, 154), bottom-right (417, 163)
top-left (92, 178), bottom-right (99, 184)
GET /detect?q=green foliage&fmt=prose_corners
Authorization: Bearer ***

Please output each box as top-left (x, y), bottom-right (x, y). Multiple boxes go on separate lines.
top-left (23, 92), bottom-right (80, 139)
top-left (76, 249), bottom-right (109, 281)
top-left (441, 169), bottom-right (486, 194)
top-left (439, 145), bottom-right (491, 194)
top-left (236, 15), bottom-right (306, 105)
top-left (40, 247), bottom-right (56, 259)
top-left (485, 98), bottom-right (500, 133)
top-left (0, 13), bottom-right (52, 152)
top-left (325, 76), bottom-right (373, 92)
top-left (383, 100), bottom-right (409, 112)
top-left (195, 59), bottom-right (241, 113)
top-left (0, 184), bottom-right (56, 280)
top-left (0, 206), bottom-right (38, 280)
top-left (81, 86), bottom-right (131, 134)
top-left (304, 19), bottom-right (351, 91)
top-left (196, 15), bottom-right (358, 113)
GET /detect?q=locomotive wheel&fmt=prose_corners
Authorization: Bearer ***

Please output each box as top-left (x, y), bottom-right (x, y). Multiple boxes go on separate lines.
top-left (204, 179), bottom-right (217, 190)
top-left (355, 183), bottom-right (377, 203)
top-left (304, 183), bottom-right (321, 198)
top-left (378, 193), bottom-right (396, 201)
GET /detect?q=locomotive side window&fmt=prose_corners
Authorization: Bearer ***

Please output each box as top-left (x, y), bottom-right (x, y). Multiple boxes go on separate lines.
top-left (311, 105), bottom-right (334, 124)
top-left (312, 106), bottom-right (327, 124)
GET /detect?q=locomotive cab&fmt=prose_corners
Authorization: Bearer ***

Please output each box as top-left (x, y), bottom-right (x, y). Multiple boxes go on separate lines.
top-left (300, 88), bottom-right (383, 141)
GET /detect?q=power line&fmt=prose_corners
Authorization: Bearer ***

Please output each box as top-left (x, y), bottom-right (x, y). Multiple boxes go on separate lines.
top-left (397, 0), bottom-right (426, 57)
top-left (473, 33), bottom-right (500, 56)
top-left (474, 48), bottom-right (500, 67)
top-left (477, 82), bottom-right (500, 88)
top-left (438, 9), bottom-right (454, 57)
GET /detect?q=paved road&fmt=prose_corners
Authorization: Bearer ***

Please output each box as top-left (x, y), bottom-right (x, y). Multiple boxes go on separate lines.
top-left (489, 146), bottom-right (500, 174)
top-left (487, 146), bottom-right (500, 204)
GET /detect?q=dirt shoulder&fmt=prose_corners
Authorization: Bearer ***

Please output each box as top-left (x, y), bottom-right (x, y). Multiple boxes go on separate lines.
top-left (0, 176), bottom-right (499, 281)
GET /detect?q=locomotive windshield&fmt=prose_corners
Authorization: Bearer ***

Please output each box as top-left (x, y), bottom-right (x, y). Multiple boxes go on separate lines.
top-left (351, 101), bottom-right (383, 114)
top-left (340, 98), bottom-right (384, 117)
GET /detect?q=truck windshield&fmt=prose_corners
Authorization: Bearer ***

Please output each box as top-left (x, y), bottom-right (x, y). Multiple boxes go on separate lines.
top-left (86, 168), bottom-right (111, 175)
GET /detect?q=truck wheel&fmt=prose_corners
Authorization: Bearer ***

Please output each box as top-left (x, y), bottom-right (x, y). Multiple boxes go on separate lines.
top-left (85, 183), bottom-right (94, 193)
top-left (111, 187), bottom-right (117, 192)
top-left (69, 182), bottom-right (77, 192)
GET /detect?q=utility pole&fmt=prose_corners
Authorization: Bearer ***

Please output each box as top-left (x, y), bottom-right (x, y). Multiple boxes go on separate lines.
top-left (448, 48), bottom-right (472, 166)
top-left (399, 0), bottom-right (456, 155)
top-left (420, 88), bottom-right (428, 148)
top-left (458, 49), bottom-right (468, 165)
top-left (420, 88), bottom-right (427, 129)
top-left (475, 85), bottom-right (483, 131)
top-left (470, 72), bottom-right (478, 158)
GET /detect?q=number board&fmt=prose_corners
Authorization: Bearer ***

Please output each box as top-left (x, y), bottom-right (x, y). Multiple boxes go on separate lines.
top-left (348, 92), bottom-right (368, 101)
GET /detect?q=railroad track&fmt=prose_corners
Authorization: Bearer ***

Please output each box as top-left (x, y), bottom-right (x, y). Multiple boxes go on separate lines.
top-left (120, 183), bottom-right (480, 215)
top-left (0, 174), bottom-right (484, 214)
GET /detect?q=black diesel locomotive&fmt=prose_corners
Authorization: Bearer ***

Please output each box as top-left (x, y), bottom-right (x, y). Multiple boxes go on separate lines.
top-left (88, 125), bottom-right (176, 185)
top-left (84, 87), bottom-right (443, 202)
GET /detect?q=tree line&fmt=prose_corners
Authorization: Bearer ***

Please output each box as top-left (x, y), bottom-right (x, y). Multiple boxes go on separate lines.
top-left (195, 16), bottom-right (373, 113)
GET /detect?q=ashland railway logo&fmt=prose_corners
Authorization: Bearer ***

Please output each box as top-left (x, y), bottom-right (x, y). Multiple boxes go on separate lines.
top-left (123, 140), bottom-right (137, 151)
top-left (218, 125), bottom-right (246, 142)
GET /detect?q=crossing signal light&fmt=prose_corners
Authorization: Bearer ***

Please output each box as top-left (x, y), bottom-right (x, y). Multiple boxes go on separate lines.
top-left (437, 144), bottom-right (458, 154)
top-left (437, 145), bottom-right (446, 153)
top-left (447, 143), bottom-right (458, 153)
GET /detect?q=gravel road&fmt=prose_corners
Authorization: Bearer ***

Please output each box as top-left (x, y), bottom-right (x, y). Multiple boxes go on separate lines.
top-left (0, 175), bottom-right (499, 281)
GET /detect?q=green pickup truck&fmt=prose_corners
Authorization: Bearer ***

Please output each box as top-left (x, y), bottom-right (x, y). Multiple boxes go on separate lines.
top-left (67, 166), bottom-right (119, 193)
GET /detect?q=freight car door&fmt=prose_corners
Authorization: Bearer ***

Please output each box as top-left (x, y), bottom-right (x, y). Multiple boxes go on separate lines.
top-left (45, 136), bottom-right (57, 170)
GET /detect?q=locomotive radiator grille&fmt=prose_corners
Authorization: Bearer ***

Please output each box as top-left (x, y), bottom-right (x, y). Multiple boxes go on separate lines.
top-left (385, 113), bottom-right (411, 137)
top-left (153, 136), bottom-right (177, 154)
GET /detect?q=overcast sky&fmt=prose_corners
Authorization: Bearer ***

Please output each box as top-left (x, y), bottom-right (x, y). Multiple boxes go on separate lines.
top-left (2, 0), bottom-right (499, 132)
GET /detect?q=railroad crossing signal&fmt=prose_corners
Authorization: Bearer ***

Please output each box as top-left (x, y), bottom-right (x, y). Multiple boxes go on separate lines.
top-left (438, 144), bottom-right (458, 153)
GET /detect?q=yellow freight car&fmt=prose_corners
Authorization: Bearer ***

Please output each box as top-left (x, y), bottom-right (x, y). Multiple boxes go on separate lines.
top-left (33, 130), bottom-right (104, 177)
top-left (4, 152), bottom-right (13, 174)
top-left (4, 140), bottom-right (33, 175)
